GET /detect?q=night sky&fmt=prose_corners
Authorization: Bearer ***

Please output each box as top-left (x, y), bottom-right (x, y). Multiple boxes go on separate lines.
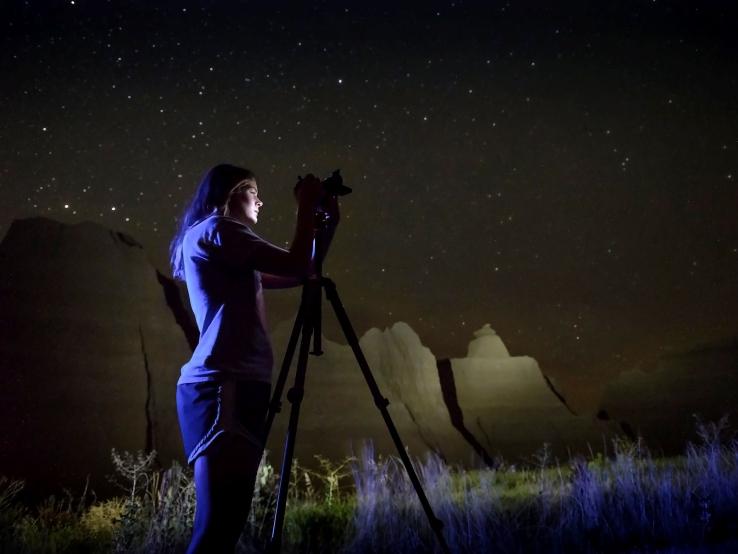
top-left (2, 1), bottom-right (737, 408)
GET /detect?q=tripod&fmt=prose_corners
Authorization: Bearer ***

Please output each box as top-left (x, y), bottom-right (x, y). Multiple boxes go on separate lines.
top-left (262, 233), bottom-right (452, 554)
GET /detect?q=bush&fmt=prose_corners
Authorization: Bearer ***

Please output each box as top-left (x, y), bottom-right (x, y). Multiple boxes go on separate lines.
top-left (80, 498), bottom-right (125, 544)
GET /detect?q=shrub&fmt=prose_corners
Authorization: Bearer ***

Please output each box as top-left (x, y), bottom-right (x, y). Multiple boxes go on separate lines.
top-left (80, 498), bottom-right (125, 544)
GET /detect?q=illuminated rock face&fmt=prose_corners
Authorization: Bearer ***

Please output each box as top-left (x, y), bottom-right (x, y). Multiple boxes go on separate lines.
top-left (0, 218), bottom-right (192, 495)
top-left (265, 321), bottom-right (473, 467)
top-left (450, 325), bottom-right (612, 462)
top-left (466, 324), bottom-right (510, 358)
top-left (265, 321), bottom-right (440, 465)
top-left (359, 323), bottom-right (473, 463)
top-left (266, 321), bottom-right (612, 467)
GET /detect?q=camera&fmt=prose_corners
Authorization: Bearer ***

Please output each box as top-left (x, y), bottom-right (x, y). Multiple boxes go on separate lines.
top-left (295, 170), bottom-right (351, 228)
top-left (320, 169), bottom-right (352, 197)
top-left (295, 169), bottom-right (351, 196)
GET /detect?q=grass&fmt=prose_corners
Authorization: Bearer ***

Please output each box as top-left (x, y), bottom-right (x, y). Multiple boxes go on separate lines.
top-left (1, 417), bottom-right (737, 553)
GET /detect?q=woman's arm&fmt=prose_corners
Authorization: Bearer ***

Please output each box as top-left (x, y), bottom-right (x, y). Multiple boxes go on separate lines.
top-left (262, 197), bottom-right (339, 289)
top-left (211, 176), bottom-right (334, 279)
top-left (264, 175), bottom-right (322, 277)
top-left (215, 175), bottom-right (322, 277)
top-left (258, 189), bottom-right (339, 284)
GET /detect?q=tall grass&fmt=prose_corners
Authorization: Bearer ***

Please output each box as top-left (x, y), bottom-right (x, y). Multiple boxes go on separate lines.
top-left (347, 417), bottom-right (738, 553)
top-left (1, 418), bottom-right (737, 553)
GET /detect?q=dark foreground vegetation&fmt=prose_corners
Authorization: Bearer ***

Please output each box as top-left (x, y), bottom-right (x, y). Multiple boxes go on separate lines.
top-left (1, 418), bottom-right (737, 553)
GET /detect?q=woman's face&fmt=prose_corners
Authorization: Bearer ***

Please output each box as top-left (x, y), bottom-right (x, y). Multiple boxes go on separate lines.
top-left (226, 179), bottom-right (263, 225)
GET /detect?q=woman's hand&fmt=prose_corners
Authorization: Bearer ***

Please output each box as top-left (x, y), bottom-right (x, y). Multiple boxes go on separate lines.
top-left (295, 174), bottom-right (323, 208)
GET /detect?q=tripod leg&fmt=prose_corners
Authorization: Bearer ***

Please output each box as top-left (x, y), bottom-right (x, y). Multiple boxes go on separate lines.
top-left (263, 303), bottom-right (304, 442)
top-left (322, 278), bottom-right (452, 554)
top-left (311, 285), bottom-right (323, 355)
top-left (268, 283), bottom-right (319, 554)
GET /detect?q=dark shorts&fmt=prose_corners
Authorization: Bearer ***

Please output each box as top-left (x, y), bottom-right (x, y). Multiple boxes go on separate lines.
top-left (176, 380), bottom-right (271, 466)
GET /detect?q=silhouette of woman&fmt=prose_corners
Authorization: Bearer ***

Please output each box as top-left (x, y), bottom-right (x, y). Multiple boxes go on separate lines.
top-left (169, 164), bottom-right (337, 553)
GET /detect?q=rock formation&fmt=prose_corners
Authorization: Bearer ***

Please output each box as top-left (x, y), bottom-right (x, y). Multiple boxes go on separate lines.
top-left (597, 337), bottom-right (738, 454)
top-left (449, 324), bottom-right (614, 462)
top-left (265, 320), bottom-right (448, 465)
top-left (0, 217), bottom-right (192, 495)
top-left (9, 216), bottom-right (719, 496)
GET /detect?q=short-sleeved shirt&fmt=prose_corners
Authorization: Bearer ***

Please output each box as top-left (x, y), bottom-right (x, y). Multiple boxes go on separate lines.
top-left (178, 214), bottom-right (285, 385)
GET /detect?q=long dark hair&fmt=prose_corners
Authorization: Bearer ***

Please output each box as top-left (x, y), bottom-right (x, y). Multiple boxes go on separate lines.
top-left (169, 164), bottom-right (256, 280)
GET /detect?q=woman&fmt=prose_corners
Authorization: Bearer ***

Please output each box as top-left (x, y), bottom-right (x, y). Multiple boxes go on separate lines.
top-left (169, 164), bottom-right (336, 553)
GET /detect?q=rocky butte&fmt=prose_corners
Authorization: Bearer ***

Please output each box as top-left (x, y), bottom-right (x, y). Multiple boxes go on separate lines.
top-left (0, 217), bottom-right (192, 496)
top-left (0, 217), bottom-right (736, 496)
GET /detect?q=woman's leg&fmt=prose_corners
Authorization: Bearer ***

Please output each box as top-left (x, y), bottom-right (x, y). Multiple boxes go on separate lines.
top-left (187, 436), bottom-right (263, 554)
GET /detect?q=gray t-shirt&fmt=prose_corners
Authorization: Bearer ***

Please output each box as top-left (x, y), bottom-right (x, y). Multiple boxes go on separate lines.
top-left (178, 214), bottom-right (286, 384)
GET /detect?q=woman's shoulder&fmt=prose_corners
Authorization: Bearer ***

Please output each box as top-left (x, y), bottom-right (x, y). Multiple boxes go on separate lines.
top-left (187, 213), bottom-right (243, 233)
top-left (186, 214), bottom-right (261, 245)
top-left (211, 215), bottom-right (257, 236)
